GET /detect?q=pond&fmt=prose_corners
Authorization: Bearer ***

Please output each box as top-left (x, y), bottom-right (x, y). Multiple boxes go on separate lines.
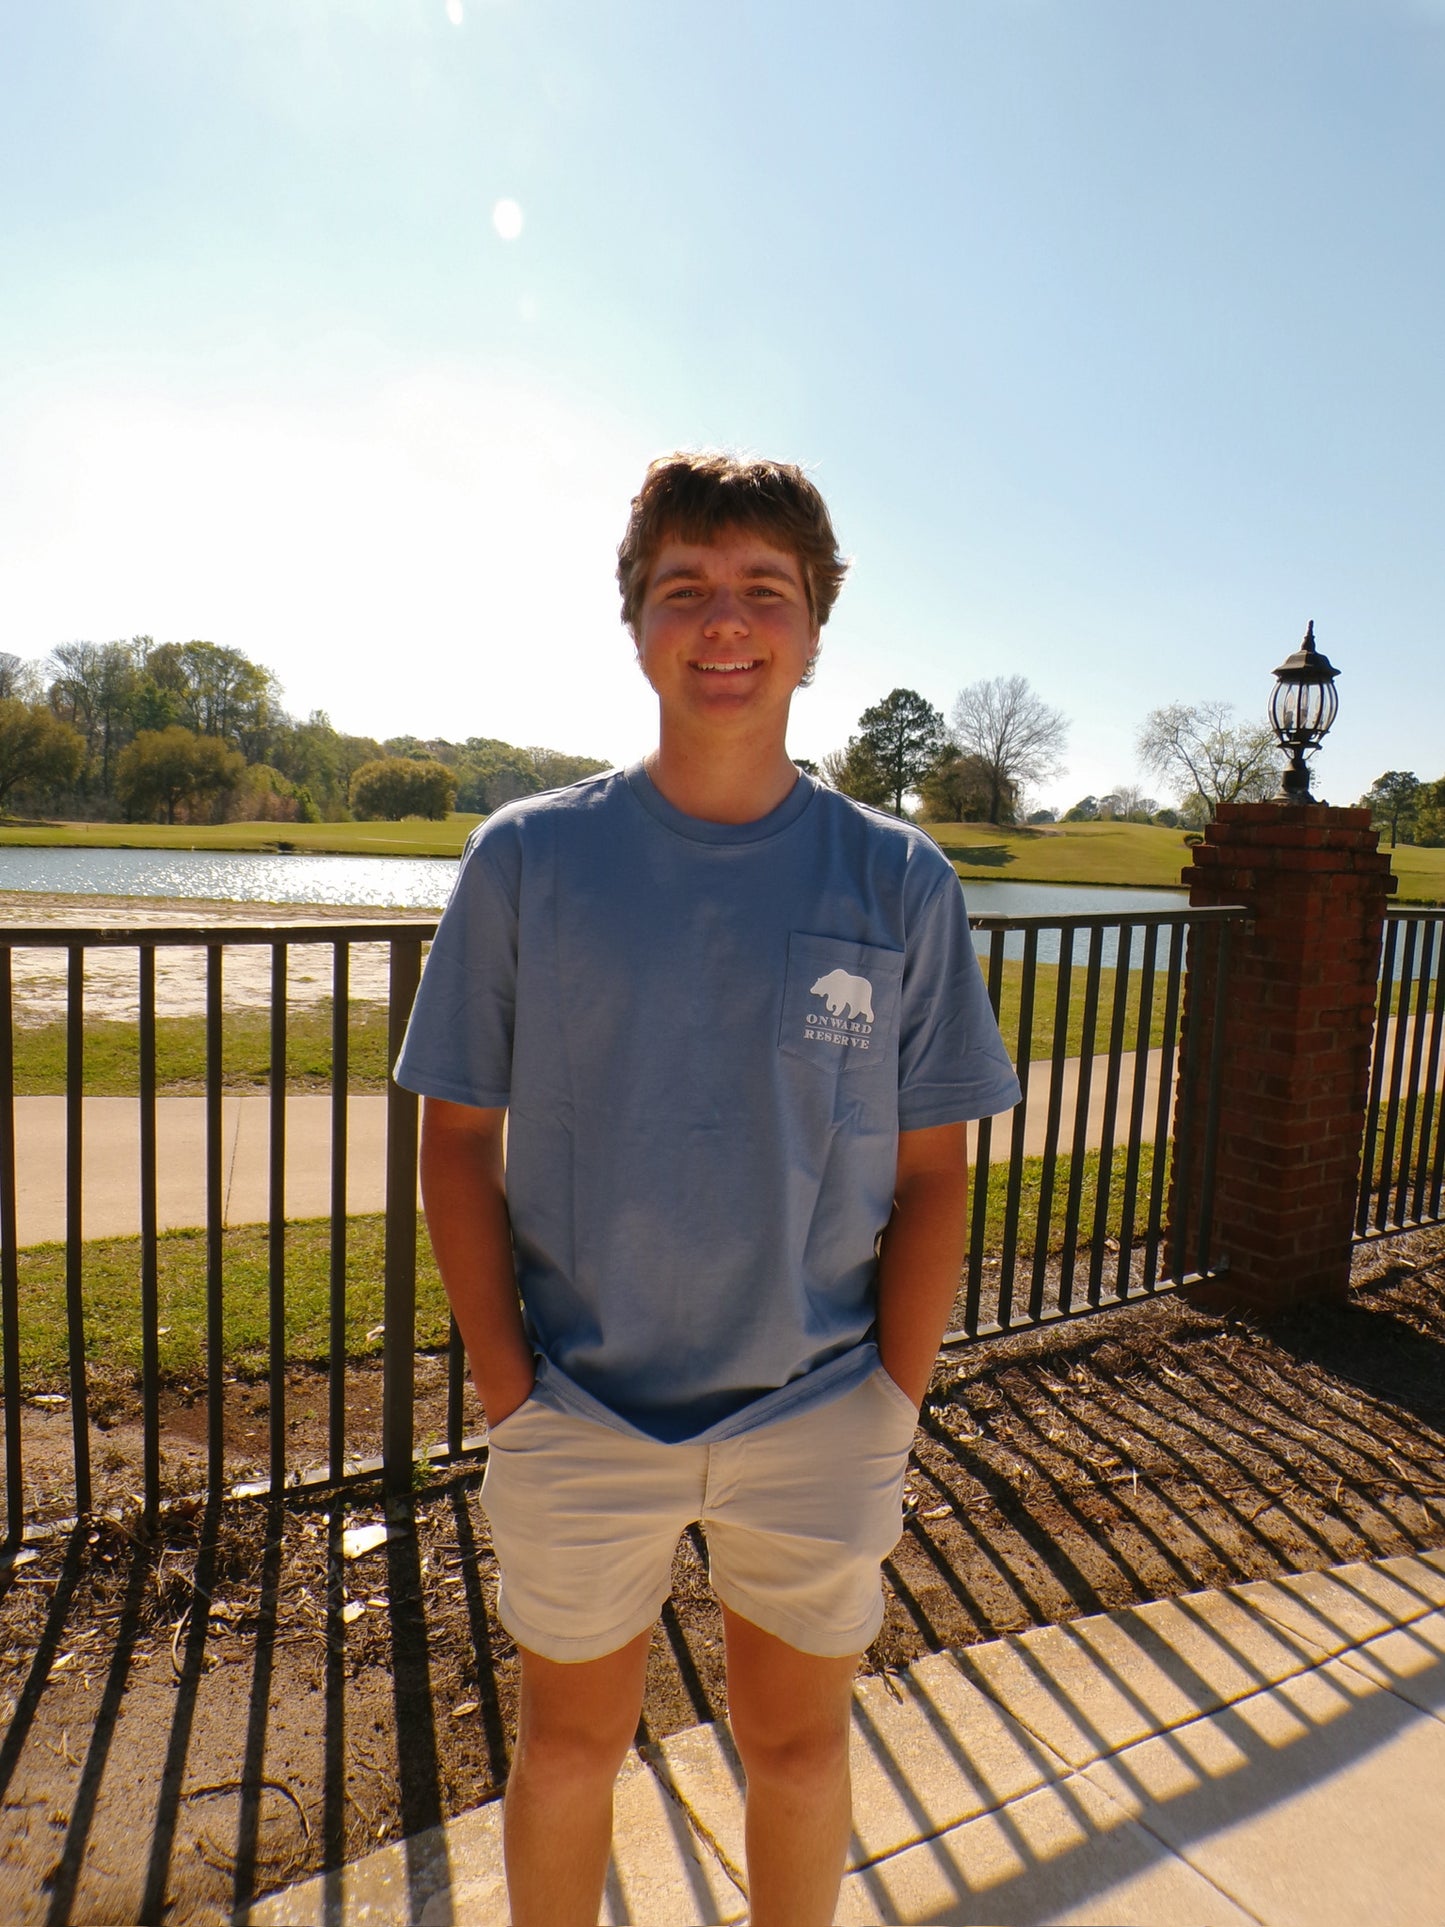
top-left (0, 846), bottom-right (458, 909)
top-left (0, 847), bottom-right (1190, 921)
top-left (0, 846), bottom-right (1194, 971)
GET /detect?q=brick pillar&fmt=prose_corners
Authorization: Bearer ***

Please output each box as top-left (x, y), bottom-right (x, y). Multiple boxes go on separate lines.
top-left (1171, 802), bottom-right (1394, 1311)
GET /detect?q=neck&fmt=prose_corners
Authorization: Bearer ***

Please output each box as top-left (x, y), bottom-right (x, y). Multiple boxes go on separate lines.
top-left (645, 724), bottom-right (800, 825)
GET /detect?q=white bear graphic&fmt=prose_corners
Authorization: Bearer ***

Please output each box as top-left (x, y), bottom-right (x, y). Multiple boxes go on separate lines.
top-left (810, 968), bottom-right (875, 1024)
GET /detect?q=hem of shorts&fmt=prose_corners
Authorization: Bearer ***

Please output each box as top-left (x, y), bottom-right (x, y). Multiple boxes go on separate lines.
top-left (711, 1580), bottom-right (886, 1661)
top-left (494, 1583), bottom-right (673, 1665)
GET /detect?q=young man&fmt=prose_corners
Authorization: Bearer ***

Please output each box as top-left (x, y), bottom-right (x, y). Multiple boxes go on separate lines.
top-left (395, 453), bottom-right (1020, 1926)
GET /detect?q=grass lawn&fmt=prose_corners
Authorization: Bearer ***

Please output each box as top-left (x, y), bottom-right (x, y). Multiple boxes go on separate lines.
top-left (15, 1215), bottom-right (452, 1390)
top-left (8, 1000), bottom-right (396, 1094)
top-left (1381, 841), bottom-right (1445, 906)
top-left (925, 819), bottom-right (1197, 889)
top-left (14, 1141), bottom-right (1166, 1390)
top-left (0, 814), bottom-right (481, 857)
top-left (8, 962), bottom-right (1173, 1095)
top-left (926, 816), bottom-right (1445, 903)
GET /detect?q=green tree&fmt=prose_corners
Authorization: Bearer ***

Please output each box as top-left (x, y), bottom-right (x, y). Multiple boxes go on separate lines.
top-left (383, 734), bottom-right (457, 764)
top-left (350, 756), bottom-right (457, 821)
top-left (820, 737), bottom-right (889, 807)
top-left (525, 746), bottom-right (611, 791)
top-left (855, 688), bottom-right (947, 816)
top-left (950, 676), bottom-right (1069, 826)
top-left (454, 741), bottom-right (542, 813)
top-left (269, 712), bottom-right (383, 818)
top-left (143, 640), bottom-right (281, 759)
top-left (1360, 771), bottom-right (1422, 846)
top-left (0, 699), bottom-right (86, 812)
top-left (1136, 700), bottom-right (1277, 821)
top-left (226, 763), bottom-right (307, 824)
top-left (1411, 778), bottom-right (1445, 848)
top-left (116, 726), bottom-right (245, 824)
top-left (917, 747), bottom-right (1002, 823)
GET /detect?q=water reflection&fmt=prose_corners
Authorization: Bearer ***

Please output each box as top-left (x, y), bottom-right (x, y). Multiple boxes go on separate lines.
top-left (0, 846), bottom-right (458, 909)
top-left (0, 848), bottom-right (1201, 968)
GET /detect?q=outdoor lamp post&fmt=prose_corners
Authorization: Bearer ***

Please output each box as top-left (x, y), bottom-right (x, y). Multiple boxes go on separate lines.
top-left (1269, 620), bottom-right (1340, 804)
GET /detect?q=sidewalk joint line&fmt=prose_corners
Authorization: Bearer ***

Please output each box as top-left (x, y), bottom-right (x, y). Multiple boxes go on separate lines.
top-left (637, 1747), bottom-right (750, 1895)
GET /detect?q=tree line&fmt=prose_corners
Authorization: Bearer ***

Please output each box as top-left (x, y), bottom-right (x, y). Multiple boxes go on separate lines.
top-left (0, 639), bottom-right (608, 824)
top-left (821, 677), bottom-right (1071, 824)
top-left (823, 678), bottom-right (1444, 845)
top-left (818, 684), bottom-right (1342, 828)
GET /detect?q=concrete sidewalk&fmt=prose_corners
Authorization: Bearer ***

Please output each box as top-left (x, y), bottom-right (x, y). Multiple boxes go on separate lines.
top-left (247, 1547), bottom-right (1445, 1926)
top-left (9, 1049), bottom-right (1165, 1247)
top-left (7, 1092), bottom-right (399, 1245)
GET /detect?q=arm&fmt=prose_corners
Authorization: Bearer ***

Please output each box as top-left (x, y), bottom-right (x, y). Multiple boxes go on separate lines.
top-left (874, 1121), bottom-right (971, 1409)
top-left (419, 1096), bottom-right (535, 1428)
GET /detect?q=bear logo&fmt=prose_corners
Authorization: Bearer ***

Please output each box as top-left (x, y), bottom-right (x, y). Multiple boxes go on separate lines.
top-left (810, 968), bottom-right (874, 1024)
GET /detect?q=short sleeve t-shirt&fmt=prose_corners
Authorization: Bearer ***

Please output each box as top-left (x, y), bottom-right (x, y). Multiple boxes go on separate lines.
top-left (394, 765), bottom-right (1021, 1443)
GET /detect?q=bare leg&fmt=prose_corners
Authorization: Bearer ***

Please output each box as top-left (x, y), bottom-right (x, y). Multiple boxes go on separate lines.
top-left (721, 1602), bottom-right (860, 1927)
top-left (502, 1627), bottom-right (652, 1927)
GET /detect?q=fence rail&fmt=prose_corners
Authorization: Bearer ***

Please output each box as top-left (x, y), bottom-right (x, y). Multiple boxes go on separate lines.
top-left (1358, 906), bottom-right (1445, 1239)
top-left (1, 906), bottom-right (1244, 1543)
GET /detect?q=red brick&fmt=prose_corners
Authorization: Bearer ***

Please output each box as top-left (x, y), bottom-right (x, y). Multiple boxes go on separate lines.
top-left (1170, 804), bottom-right (1396, 1316)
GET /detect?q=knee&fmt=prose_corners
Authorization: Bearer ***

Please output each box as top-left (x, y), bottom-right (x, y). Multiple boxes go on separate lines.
top-left (731, 1709), bottom-right (851, 1791)
top-left (514, 1709), bottom-right (635, 1792)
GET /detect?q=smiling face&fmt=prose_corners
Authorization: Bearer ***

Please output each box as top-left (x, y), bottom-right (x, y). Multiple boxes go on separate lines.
top-left (634, 530), bottom-right (819, 744)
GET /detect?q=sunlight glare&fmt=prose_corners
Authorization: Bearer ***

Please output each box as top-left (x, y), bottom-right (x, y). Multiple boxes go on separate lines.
top-left (445, 0), bottom-right (464, 25)
top-left (492, 198), bottom-right (524, 241)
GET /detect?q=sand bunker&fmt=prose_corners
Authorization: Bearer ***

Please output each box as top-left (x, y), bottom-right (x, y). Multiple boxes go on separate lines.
top-left (0, 894), bottom-right (434, 1026)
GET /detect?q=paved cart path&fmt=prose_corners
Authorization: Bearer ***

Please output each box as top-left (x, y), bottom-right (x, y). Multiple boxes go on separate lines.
top-left (7, 1092), bottom-right (396, 1247)
top-left (246, 1548), bottom-right (1445, 1927)
top-left (6, 1051), bottom-right (1170, 1248)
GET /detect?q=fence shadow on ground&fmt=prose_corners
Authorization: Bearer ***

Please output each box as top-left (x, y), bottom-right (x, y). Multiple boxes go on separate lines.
top-left (2, 1269), bottom-right (1443, 1924)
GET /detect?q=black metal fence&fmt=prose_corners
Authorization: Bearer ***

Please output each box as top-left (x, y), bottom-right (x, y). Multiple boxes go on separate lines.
top-left (946, 907), bottom-right (1241, 1348)
top-left (0, 921), bottom-right (440, 1547)
top-left (1357, 906), bottom-right (1445, 1239)
top-left (0, 906), bottom-right (1243, 1544)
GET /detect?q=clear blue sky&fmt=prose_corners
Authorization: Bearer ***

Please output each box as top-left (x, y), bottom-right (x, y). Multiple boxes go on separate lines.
top-left (2, 0), bottom-right (1441, 812)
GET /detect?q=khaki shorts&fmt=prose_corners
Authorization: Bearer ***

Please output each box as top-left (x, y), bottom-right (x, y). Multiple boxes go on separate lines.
top-left (480, 1366), bottom-right (919, 1663)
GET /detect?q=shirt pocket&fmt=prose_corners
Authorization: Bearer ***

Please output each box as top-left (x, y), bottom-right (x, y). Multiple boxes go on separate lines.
top-left (778, 933), bottom-right (904, 1074)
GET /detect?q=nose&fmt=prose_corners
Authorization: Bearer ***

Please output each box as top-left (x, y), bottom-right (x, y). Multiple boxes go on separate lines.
top-left (701, 586), bottom-right (750, 637)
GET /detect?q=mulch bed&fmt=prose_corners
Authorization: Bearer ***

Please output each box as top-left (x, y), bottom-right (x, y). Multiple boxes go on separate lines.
top-left (2, 1227), bottom-right (1443, 1925)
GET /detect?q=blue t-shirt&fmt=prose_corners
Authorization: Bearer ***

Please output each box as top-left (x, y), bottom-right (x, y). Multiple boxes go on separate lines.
top-left (394, 765), bottom-right (1021, 1443)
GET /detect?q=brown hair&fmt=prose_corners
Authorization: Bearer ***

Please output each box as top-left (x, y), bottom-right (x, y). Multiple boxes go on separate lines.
top-left (616, 452), bottom-right (849, 648)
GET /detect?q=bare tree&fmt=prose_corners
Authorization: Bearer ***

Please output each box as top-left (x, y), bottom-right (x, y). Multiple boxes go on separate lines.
top-left (949, 675), bottom-right (1068, 825)
top-left (0, 652), bottom-right (40, 703)
top-left (46, 638), bottom-right (143, 795)
top-left (1136, 701), bottom-right (1278, 821)
top-left (1101, 783), bottom-right (1157, 821)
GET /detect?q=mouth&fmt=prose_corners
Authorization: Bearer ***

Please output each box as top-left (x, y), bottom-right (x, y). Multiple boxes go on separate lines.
top-left (692, 660), bottom-right (763, 675)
